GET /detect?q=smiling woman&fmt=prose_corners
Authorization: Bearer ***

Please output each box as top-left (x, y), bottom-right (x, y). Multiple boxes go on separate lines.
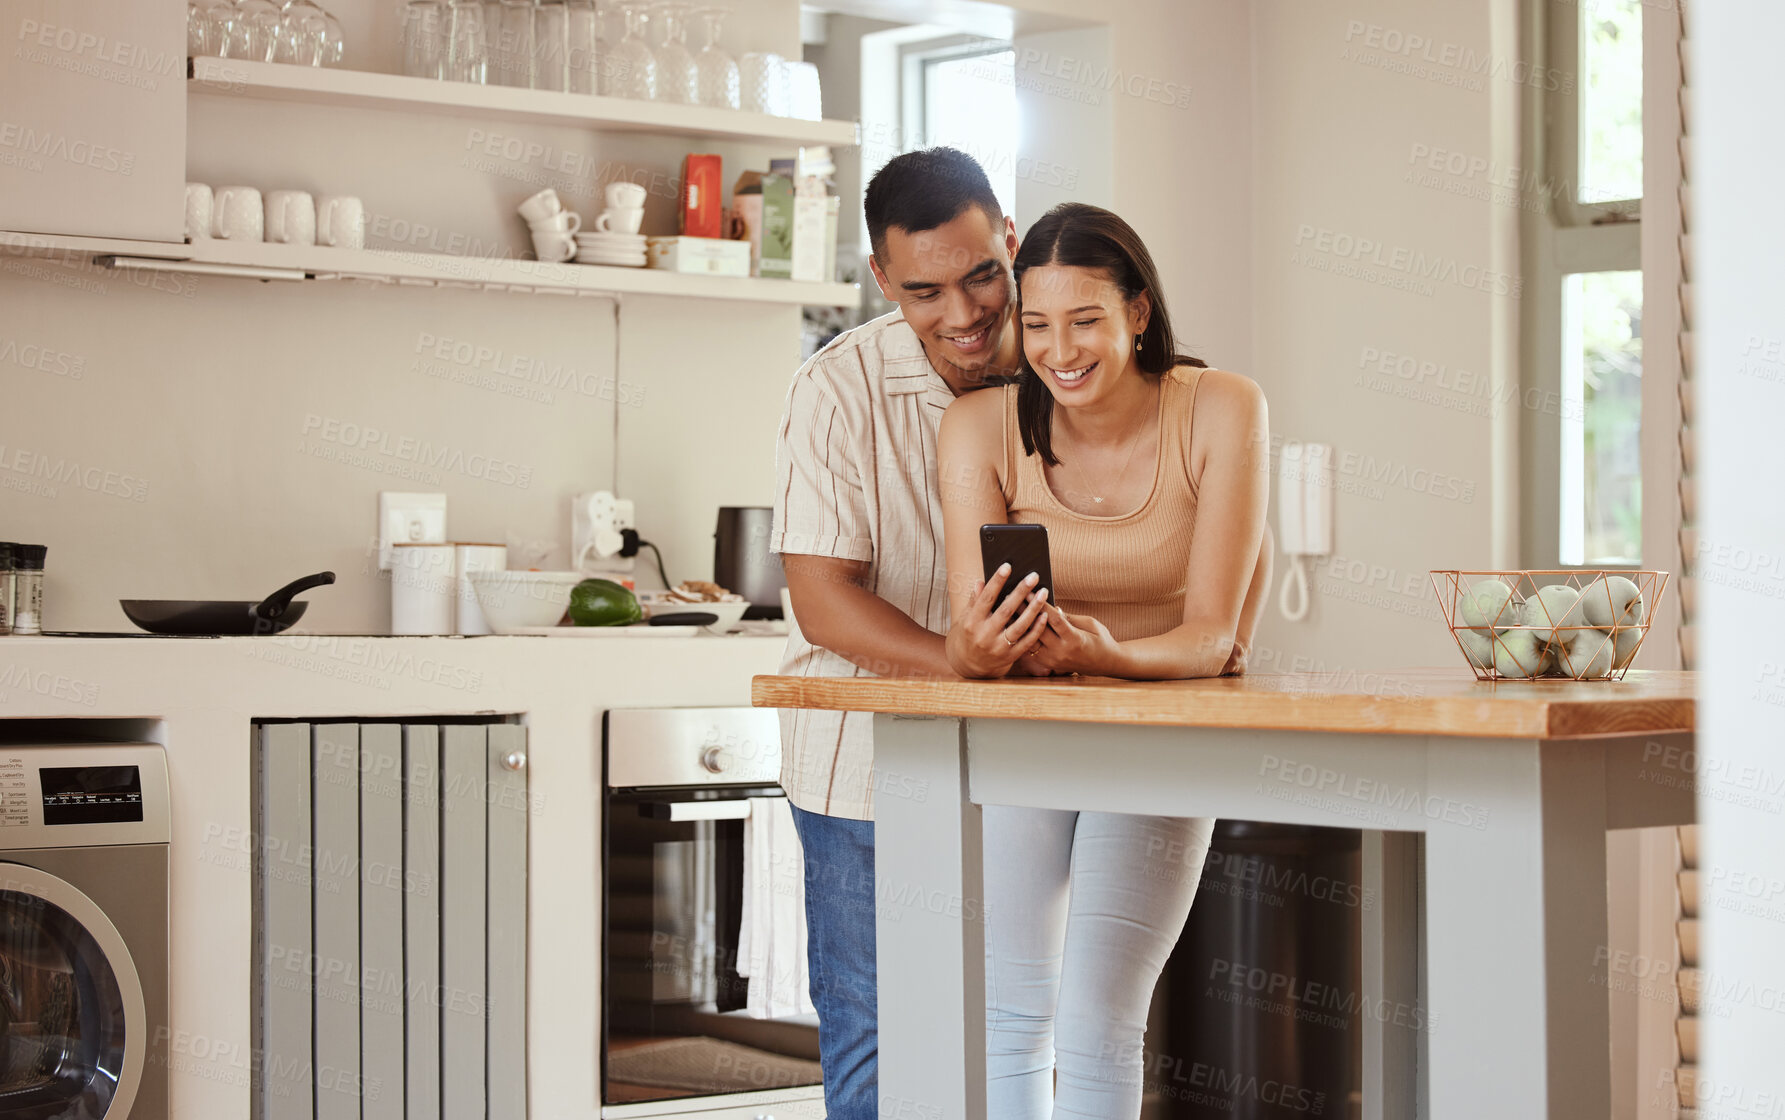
top-left (935, 201), bottom-right (1273, 1118)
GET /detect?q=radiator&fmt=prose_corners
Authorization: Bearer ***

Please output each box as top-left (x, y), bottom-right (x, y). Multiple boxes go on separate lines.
top-left (251, 721), bottom-right (528, 1120)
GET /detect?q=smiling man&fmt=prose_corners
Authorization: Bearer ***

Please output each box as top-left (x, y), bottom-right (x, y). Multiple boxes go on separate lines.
top-left (768, 147), bottom-right (1022, 1117)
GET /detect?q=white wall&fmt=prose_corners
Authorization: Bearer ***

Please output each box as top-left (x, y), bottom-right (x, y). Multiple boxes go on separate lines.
top-left (0, 0), bottom-right (809, 633)
top-left (1246, 0), bottom-right (1516, 673)
top-left (1692, 0), bottom-right (1785, 1112)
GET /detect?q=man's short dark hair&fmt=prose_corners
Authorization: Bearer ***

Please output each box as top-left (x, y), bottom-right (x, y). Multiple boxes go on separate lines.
top-left (864, 147), bottom-right (1003, 261)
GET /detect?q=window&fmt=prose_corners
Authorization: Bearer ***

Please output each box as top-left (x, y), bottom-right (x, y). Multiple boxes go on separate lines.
top-left (1524, 0), bottom-right (1645, 567)
top-left (908, 40), bottom-right (1019, 218)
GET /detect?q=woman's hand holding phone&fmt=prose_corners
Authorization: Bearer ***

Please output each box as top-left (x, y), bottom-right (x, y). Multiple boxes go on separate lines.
top-left (946, 563), bottom-right (1052, 679)
top-left (1026, 605), bottom-right (1120, 677)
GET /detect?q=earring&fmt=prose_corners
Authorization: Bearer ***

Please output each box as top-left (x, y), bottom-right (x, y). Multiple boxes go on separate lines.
top-left (1136, 337), bottom-right (1143, 352)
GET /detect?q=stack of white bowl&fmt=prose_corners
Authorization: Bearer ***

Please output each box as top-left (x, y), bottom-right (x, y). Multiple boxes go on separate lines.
top-left (575, 182), bottom-right (648, 267)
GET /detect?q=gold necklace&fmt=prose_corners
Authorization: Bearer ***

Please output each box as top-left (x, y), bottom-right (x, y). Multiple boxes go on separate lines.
top-left (1057, 388), bottom-right (1156, 506)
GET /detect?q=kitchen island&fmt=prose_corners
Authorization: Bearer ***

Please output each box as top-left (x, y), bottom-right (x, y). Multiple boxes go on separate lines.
top-left (751, 668), bottom-right (1696, 1120)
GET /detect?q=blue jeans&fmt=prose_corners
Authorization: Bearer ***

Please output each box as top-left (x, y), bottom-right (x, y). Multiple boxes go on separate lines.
top-left (789, 803), bottom-right (878, 1120)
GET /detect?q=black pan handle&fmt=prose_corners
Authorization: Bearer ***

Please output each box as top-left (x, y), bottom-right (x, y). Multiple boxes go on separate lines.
top-left (254, 571), bottom-right (337, 620)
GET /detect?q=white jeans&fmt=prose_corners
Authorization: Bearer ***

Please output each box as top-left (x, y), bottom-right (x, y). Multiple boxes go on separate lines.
top-left (983, 805), bottom-right (1214, 1120)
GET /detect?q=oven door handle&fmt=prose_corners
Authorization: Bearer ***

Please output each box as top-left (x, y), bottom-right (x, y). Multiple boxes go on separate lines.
top-left (642, 800), bottom-right (765, 821)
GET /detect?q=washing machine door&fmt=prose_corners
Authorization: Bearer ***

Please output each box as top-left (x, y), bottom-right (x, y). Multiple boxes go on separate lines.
top-left (0, 864), bottom-right (146, 1120)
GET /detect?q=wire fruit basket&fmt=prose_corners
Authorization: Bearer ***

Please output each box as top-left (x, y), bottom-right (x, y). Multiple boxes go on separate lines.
top-left (1429, 570), bottom-right (1670, 681)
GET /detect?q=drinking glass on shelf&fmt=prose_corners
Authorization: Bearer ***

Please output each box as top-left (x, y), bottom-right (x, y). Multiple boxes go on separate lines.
top-left (273, 0), bottom-right (329, 66)
top-left (445, 0), bottom-right (488, 82)
top-left (533, 0), bottom-right (569, 91)
top-left (738, 51), bottom-right (786, 116)
top-left (491, 0), bottom-right (534, 87)
top-left (188, 0), bottom-right (233, 56)
top-left (322, 9), bottom-right (344, 64)
top-left (785, 59), bottom-right (821, 120)
top-left (692, 7), bottom-right (738, 109)
top-left (606, 2), bottom-right (656, 100)
top-left (402, 0), bottom-right (447, 78)
top-left (226, 0), bottom-right (282, 61)
top-left (650, 2), bottom-right (697, 104)
top-left (565, 0), bottom-right (599, 93)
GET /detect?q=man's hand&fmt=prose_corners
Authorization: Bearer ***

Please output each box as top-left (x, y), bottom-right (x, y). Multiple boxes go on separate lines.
top-left (946, 563), bottom-right (1050, 678)
top-left (1026, 605), bottom-right (1120, 676)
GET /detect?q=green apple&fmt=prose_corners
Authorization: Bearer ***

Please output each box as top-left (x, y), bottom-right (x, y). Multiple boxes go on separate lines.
top-left (1522, 585), bottom-right (1583, 644)
top-left (1559, 628), bottom-right (1615, 678)
top-left (1493, 628), bottom-right (1544, 678)
top-left (1456, 627), bottom-right (1495, 670)
top-left (1461, 579), bottom-right (1516, 630)
top-left (1581, 576), bottom-right (1645, 627)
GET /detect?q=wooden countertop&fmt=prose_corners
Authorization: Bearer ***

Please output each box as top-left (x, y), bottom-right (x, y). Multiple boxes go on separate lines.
top-left (751, 669), bottom-right (1696, 740)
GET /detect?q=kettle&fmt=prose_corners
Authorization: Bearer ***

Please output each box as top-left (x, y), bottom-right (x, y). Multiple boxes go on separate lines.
top-left (714, 507), bottom-right (786, 620)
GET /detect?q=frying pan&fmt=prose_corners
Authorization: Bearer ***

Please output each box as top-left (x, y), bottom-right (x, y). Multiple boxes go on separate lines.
top-left (121, 571), bottom-right (336, 636)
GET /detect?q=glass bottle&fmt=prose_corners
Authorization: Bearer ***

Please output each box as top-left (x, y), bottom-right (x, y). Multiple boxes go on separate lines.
top-left (651, 2), bottom-right (697, 104)
top-left (11, 545), bottom-right (44, 636)
top-left (607, 2), bottom-right (655, 100)
top-left (692, 7), bottom-right (738, 109)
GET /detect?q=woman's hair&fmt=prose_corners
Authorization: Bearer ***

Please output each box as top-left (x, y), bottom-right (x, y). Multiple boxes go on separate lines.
top-left (1012, 202), bottom-right (1205, 466)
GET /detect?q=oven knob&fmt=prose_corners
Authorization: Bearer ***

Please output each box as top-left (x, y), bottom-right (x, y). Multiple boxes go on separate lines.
top-left (699, 747), bottom-right (730, 774)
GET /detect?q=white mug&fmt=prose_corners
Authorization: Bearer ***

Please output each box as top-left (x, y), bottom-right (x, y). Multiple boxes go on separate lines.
top-left (265, 189), bottom-right (316, 245)
top-left (316, 195), bottom-right (365, 249)
top-left (604, 181), bottom-right (647, 210)
top-left (391, 543), bottom-right (456, 635)
top-left (212, 185), bottom-right (264, 241)
top-left (532, 230), bottom-right (575, 262)
top-left (594, 206), bottom-right (643, 234)
top-left (184, 183), bottom-right (213, 242)
top-left (518, 187), bottom-right (564, 224)
top-left (531, 210), bottom-right (581, 234)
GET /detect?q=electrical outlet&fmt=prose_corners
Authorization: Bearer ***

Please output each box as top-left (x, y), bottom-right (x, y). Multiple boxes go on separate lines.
top-left (378, 492), bottom-right (448, 570)
top-left (572, 491), bottom-right (635, 574)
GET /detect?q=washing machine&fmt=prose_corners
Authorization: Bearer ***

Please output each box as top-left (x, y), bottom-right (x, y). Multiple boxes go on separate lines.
top-left (0, 744), bottom-right (168, 1120)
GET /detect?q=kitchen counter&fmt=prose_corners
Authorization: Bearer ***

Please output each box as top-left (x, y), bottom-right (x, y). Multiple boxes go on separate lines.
top-left (1, 633), bottom-right (787, 1120)
top-left (753, 668), bottom-right (1698, 1120)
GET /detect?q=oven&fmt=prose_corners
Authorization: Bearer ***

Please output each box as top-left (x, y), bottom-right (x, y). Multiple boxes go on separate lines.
top-left (600, 709), bottom-right (822, 1117)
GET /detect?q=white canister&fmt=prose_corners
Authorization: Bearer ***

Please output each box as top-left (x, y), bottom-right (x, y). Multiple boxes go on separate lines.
top-left (391, 543), bottom-right (456, 635)
top-left (453, 543), bottom-right (509, 635)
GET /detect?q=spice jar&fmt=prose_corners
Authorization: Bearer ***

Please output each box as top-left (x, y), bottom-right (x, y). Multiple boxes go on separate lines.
top-left (11, 544), bottom-right (45, 636)
top-left (0, 542), bottom-right (13, 636)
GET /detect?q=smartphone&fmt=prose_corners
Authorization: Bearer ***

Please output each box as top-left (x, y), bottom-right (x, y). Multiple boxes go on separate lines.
top-left (980, 524), bottom-right (1054, 614)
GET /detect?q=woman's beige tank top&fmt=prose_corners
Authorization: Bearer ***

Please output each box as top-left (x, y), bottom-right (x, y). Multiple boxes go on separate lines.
top-left (1000, 366), bottom-right (1204, 642)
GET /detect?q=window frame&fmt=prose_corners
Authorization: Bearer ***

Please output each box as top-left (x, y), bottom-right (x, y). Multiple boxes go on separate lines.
top-left (1520, 0), bottom-right (1646, 569)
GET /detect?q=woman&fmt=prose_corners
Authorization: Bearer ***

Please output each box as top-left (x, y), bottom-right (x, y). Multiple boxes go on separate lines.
top-left (937, 202), bottom-right (1272, 1118)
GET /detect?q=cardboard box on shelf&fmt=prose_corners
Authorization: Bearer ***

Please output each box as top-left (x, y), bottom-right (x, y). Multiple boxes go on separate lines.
top-left (733, 170), bottom-right (794, 279)
top-left (681, 154), bottom-right (723, 239)
top-left (646, 236), bottom-right (751, 277)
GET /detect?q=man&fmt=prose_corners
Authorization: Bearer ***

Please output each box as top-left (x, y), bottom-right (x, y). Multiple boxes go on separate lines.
top-left (769, 147), bottom-right (1022, 1117)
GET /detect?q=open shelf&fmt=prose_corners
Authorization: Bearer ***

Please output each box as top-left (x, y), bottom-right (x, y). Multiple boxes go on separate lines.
top-left (189, 57), bottom-right (859, 148)
top-left (88, 237), bottom-right (859, 305)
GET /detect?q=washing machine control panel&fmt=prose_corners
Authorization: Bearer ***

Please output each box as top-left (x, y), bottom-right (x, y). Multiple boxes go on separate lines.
top-left (0, 746), bottom-right (168, 846)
